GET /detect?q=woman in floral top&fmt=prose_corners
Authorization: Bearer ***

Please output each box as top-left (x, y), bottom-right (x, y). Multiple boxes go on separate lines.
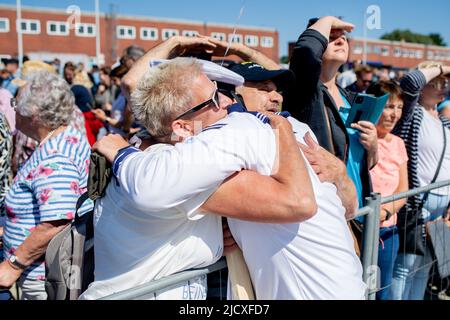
top-left (0, 71), bottom-right (92, 300)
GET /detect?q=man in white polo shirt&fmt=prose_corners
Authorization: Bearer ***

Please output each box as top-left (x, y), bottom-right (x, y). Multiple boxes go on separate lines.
top-left (91, 57), bottom-right (366, 299)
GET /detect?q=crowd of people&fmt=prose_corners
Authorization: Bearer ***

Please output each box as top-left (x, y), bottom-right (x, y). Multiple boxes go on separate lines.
top-left (0, 15), bottom-right (449, 301)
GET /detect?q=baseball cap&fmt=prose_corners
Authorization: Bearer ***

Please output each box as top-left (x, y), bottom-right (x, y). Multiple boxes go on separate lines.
top-left (228, 62), bottom-right (295, 92)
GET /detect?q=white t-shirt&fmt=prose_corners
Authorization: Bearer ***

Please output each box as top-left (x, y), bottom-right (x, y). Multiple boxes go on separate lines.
top-left (227, 116), bottom-right (366, 300)
top-left (337, 70), bottom-right (357, 88)
top-left (417, 111), bottom-right (450, 195)
top-left (79, 144), bottom-right (224, 300)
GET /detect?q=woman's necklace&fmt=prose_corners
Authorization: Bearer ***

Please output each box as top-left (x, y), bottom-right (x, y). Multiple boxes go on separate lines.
top-left (39, 128), bottom-right (58, 146)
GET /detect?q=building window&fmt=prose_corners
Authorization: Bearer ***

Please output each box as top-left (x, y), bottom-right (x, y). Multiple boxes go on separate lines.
top-left (211, 32), bottom-right (226, 41)
top-left (140, 27), bottom-right (158, 41)
top-left (394, 48), bottom-right (401, 57)
top-left (402, 49), bottom-right (409, 58)
top-left (353, 44), bottom-right (363, 54)
top-left (117, 25), bottom-right (136, 39)
top-left (46, 21), bottom-right (69, 36)
top-left (19, 19), bottom-right (40, 34)
top-left (228, 34), bottom-right (243, 44)
top-left (409, 50), bottom-right (416, 58)
top-left (162, 29), bottom-right (179, 40)
top-left (415, 50), bottom-right (423, 59)
top-left (245, 35), bottom-right (259, 47)
top-left (261, 36), bottom-right (274, 48)
top-left (381, 47), bottom-right (390, 56)
top-left (182, 30), bottom-right (199, 37)
top-left (427, 51), bottom-right (434, 59)
top-left (75, 23), bottom-right (96, 37)
top-left (0, 18), bottom-right (10, 33)
top-left (373, 46), bottom-right (381, 54)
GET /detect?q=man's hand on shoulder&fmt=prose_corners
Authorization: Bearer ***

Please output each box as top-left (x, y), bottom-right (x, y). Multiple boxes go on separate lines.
top-left (298, 132), bottom-right (346, 185)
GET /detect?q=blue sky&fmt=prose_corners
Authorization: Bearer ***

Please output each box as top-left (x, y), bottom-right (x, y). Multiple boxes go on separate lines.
top-left (2, 0), bottom-right (450, 56)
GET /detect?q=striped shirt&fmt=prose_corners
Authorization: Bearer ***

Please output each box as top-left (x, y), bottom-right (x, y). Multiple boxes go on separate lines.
top-left (394, 70), bottom-right (450, 213)
top-left (3, 125), bottom-right (93, 280)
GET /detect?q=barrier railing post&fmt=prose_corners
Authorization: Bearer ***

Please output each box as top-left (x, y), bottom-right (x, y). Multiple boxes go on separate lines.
top-left (361, 193), bottom-right (381, 300)
top-left (369, 193), bottom-right (381, 300)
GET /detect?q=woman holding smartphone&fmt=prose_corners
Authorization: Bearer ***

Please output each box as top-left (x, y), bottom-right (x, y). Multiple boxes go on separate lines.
top-left (286, 16), bottom-right (379, 209)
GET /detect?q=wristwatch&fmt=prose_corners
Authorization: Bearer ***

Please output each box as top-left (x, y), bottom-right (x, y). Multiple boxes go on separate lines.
top-left (9, 254), bottom-right (28, 270)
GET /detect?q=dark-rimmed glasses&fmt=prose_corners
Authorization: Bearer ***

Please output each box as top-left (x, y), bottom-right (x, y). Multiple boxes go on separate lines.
top-left (174, 81), bottom-right (220, 120)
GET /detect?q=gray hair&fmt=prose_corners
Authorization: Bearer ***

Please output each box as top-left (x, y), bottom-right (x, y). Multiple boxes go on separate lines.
top-left (17, 71), bottom-right (74, 129)
top-left (131, 57), bottom-right (203, 138)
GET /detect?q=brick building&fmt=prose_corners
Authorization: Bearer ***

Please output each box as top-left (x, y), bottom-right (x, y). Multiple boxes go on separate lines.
top-left (288, 37), bottom-right (450, 69)
top-left (0, 4), bottom-right (279, 67)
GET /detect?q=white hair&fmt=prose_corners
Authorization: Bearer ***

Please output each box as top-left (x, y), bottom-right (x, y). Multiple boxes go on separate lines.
top-left (131, 57), bottom-right (203, 138)
top-left (17, 71), bottom-right (74, 129)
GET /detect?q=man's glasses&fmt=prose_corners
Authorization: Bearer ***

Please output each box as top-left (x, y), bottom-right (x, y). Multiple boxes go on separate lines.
top-left (174, 81), bottom-right (220, 120)
top-left (428, 78), bottom-right (448, 90)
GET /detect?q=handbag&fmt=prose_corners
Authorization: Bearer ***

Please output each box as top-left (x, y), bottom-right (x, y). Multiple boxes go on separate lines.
top-left (399, 122), bottom-right (447, 256)
top-left (426, 218), bottom-right (450, 278)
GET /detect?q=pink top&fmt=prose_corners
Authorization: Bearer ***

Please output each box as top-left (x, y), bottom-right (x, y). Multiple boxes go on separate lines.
top-left (370, 134), bottom-right (408, 228)
top-left (0, 88), bottom-right (15, 132)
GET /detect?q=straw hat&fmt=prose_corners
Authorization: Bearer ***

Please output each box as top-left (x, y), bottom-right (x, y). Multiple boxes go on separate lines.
top-left (11, 60), bottom-right (57, 87)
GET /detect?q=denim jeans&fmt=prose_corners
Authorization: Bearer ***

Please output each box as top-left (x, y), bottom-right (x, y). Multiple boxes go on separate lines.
top-left (390, 192), bottom-right (449, 300)
top-left (0, 290), bottom-right (12, 300)
top-left (377, 226), bottom-right (399, 300)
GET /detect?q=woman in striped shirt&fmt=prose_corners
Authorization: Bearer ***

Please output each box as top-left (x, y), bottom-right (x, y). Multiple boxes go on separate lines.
top-left (0, 71), bottom-right (93, 300)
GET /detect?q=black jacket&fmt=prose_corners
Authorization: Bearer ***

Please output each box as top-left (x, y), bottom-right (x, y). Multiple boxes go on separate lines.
top-left (284, 28), bottom-right (373, 201)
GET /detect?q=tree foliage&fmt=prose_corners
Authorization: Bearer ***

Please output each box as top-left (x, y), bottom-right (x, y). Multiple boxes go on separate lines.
top-left (381, 29), bottom-right (447, 46)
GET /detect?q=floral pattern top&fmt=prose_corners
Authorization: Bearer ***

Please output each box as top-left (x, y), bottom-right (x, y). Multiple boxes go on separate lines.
top-left (0, 113), bottom-right (13, 222)
top-left (3, 125), bottom-right (93, 280)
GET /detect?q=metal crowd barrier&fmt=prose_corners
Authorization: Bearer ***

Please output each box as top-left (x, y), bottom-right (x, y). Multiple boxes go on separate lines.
top-left (100, 179), bottom-right (450, 300)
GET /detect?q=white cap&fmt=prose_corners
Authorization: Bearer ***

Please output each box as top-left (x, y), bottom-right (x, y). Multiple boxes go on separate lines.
top-left (149, 58), bottom-right (244, 87)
